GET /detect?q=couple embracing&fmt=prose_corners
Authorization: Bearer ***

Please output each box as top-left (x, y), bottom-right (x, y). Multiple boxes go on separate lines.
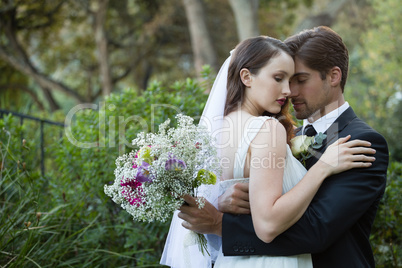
top-left (161, 26), bottom-right (389, 268)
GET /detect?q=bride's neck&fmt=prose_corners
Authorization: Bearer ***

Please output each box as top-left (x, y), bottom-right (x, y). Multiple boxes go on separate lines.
top-left (240, 102), bottom-right (261, 116)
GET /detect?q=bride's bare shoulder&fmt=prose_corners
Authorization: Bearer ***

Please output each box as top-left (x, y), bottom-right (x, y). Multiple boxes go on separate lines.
top-left (251, 119), bottom-right (287, 150)
top-left (223, 110), bottom-right (254, 125)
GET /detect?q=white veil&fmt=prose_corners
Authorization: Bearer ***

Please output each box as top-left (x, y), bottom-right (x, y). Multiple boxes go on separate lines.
top-left (160, 52), bottom-right (233, 268)
top-left (199, 51), bottom-right (233, 140)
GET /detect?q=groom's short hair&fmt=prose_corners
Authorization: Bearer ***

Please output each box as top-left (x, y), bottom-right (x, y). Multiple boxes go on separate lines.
top-left (285, 26), bottom-right (349, 92)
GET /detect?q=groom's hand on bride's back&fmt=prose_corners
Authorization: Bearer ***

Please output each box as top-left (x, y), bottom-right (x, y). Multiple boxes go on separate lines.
top-left (218, 182), bottom-right (251, 214)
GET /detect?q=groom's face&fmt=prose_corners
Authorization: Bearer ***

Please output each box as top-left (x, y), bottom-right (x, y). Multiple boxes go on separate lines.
top-left (289, 58), bottom-right (331, 120)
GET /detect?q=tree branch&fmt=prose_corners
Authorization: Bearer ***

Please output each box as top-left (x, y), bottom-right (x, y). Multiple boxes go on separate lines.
top-left (0, 46), bottom-right (84, 103)
top-left (0, 10), bottom-right (84, 103)
top-left (41, 87), bottom-right (60, 111)
top-left (0, 85), bottom-right (45, 111)
top-left (294, 0), bottom-right (349, 33)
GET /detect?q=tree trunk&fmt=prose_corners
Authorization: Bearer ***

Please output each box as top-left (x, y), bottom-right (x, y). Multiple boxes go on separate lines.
top-left (182, 0), bottom-right (217, 75)
top-left (294, 0), bottom-right (349, 33)
top-left (93, 0), bottom-right (113, 96)
top-left (229, 0), bottom-right (259, 41)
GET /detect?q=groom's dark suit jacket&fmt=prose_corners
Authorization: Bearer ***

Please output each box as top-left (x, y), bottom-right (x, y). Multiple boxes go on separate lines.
top-left (221, 107), bottom-right (389, 267)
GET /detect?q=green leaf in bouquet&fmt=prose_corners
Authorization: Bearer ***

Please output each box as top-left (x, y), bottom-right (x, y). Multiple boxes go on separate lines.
top-left (196, 169), bottom-right (217, 186)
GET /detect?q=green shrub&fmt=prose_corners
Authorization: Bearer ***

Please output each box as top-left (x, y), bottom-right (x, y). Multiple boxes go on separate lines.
top-left (371, 160), bottom-right (402, 267)
top-left (51, 78), bottom-right (209, 266)
top-left (0, 76), bottom-right (209, 267)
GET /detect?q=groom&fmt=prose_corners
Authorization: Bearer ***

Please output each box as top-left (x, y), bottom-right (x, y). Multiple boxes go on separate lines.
top-left (179, 26), bottom-right (389, 267)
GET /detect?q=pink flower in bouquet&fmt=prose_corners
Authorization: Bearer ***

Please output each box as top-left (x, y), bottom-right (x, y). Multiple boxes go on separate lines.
top-left (133, 153), bottom-right (138, 168)
top-left (120, 177), bottom-right (144, 206)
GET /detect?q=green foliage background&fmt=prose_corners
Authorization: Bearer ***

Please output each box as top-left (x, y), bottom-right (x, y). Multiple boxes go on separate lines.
top-left (0, 0), bottom-right (400, 267)
top-left (0, 76), bottom-right (210, 267)
top-left (1, 71), bottom-right (401, 267)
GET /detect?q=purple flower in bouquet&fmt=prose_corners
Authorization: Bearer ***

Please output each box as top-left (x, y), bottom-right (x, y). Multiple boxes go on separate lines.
top-left (165, 155), bottom-right (187, 171)
top-left (136, 161), bottom-right (154, 183)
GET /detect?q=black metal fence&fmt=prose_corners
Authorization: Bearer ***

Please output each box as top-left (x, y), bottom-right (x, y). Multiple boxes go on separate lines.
top-left (0, 109), bottom-right (65, 176)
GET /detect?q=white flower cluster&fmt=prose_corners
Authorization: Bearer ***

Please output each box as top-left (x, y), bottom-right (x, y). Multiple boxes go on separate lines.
top-left (104, 114), bottom-right (221, 223)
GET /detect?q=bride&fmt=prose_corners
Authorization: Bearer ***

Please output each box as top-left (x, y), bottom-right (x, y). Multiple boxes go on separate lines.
top-left (160, 36), bottom-right (374, 267)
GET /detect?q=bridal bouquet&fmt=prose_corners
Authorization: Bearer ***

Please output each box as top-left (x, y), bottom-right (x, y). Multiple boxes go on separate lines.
top-left (104, 114), bottom-right (221, 253)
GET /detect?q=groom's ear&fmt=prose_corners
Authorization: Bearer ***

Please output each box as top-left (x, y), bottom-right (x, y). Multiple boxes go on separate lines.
top-left (329, 66), bottom-right (342, 87)
top-left (240, 68), bottom-right (252, 87)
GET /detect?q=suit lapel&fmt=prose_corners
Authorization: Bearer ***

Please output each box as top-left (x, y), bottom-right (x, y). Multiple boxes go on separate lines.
top-left (305, 107), bottom-right (357, 169)
top-left (295, 126), bottom-right (302, 136)
top-left (323, 107), bottom-right (357, 146)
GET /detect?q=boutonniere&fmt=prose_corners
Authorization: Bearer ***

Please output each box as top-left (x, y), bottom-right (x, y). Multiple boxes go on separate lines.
top-left (291, 133), bottom-right (327, 166)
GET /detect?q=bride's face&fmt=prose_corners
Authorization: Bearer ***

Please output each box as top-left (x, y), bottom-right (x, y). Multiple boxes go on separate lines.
top-left (242, 51), bottom-right (294, 116)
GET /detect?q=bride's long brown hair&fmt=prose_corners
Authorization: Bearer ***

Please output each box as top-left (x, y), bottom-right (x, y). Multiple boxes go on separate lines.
top-left (224, 36), bottom-right (295, 145)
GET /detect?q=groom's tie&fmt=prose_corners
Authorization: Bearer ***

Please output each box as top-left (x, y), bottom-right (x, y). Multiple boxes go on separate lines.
top-left (304, 125), bottom-right (317, 137)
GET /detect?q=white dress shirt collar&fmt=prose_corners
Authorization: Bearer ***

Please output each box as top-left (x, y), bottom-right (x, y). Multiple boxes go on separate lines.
top-left (302, 102), bottom-right (350, 134)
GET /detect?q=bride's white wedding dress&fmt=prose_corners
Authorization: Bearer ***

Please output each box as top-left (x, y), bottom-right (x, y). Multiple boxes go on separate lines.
top-left (160, 116), bottom-right (313, 268)
top-left (213, 116), bottom-right (312, 267)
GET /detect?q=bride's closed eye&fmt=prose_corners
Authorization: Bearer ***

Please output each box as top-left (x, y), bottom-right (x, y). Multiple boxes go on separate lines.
top-left (274, 76), bottom-right (283, 82)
